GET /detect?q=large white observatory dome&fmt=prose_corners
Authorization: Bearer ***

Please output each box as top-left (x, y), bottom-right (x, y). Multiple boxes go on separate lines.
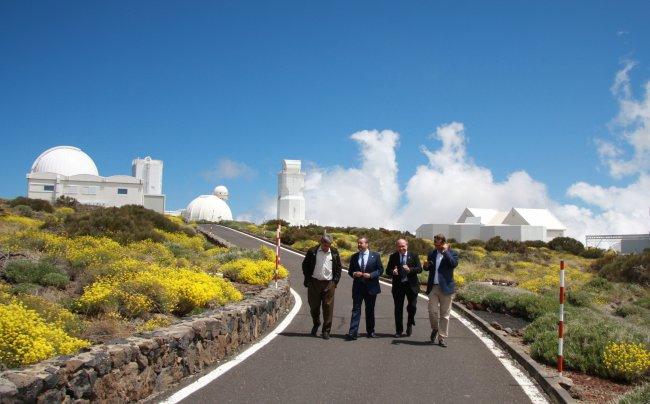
top-left (213, 185), bottom-right (229, 201)
top-left (30, 146), bottom-right (99, 176)
top-left (184, 195), bottom-right (233, 222)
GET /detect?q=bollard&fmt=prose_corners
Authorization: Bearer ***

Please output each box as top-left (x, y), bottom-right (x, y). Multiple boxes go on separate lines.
top-left (558, 260), bottom-right (565, 375)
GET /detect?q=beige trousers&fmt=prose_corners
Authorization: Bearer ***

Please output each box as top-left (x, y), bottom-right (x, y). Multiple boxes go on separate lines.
top-left (427, 285), bottom-right (454, 338)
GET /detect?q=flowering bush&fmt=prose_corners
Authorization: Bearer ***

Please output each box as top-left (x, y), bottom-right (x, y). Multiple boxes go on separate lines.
top-left (603, 342), bottom-right (650, 382)
top-left (220, 258), bottom-right (288, 285)
top-left (138, 316), bottom-right (173, 332)
top-left (0, 302), bottom-right (89, 368)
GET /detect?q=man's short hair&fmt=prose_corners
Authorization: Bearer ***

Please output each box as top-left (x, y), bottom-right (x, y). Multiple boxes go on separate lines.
top-left (320, 234), bottom-right (333, 244)
top-left (396, 238), bottom-right (408, 246)
top-left (433, 234), bottom-right (446, 244)
top-left (357, 236), bottom-right (368, 243)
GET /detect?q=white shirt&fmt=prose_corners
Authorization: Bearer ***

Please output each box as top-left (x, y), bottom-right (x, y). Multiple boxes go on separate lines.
top-left (434, 250), bottom-right (444, 284)
top-left (357, 249), bottom-right (369, 270)
top-left (313, 248), bottom-right (333, 280)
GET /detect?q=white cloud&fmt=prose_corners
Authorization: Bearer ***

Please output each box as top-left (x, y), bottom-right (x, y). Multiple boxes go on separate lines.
top-left (202, 158), bottom-right (256, 182)
top-left (303, 130), bottom-right (401, 228)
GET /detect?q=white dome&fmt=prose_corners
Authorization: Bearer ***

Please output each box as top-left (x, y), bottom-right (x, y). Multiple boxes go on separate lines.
top-left (213, 185), bottom-right (229, 200)
top-left (31, 146), bottom-right (99, 176)
top-left (184, 195), bottom-right (233, 222)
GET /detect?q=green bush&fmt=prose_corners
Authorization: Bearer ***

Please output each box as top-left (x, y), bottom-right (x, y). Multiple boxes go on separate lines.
top-left (485, 236), bottom-right (506, 252)
top-left (618, 383), bottom-right (650, 404)
top-left (467, 239), bottom-right (486, 247)
top-left (13, 205), bottom-right (34, 217)
top-left (8, 197), bottom-right (53, 213)
top-left (3, 259), bottom-right (69, 288)
top-left (581, 247), bottom-right (605, 259)
top-left (548, 237), bottom-right (585, 255)
top-left (54, 195), bottom-right (79, 209)
top-left (598, 251), bottom-right (650, 285)
top-left (456, 283), bottom-right (556, 321)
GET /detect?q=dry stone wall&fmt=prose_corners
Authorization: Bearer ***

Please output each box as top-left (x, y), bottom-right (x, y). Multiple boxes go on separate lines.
top-left (0, 279), bottom-right (292, 403)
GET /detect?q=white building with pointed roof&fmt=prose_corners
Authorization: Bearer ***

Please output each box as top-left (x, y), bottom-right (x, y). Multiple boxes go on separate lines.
top-left (27, 146), bottom-right (165, 213)
top-left (416, 207), bottom-right (566, 242)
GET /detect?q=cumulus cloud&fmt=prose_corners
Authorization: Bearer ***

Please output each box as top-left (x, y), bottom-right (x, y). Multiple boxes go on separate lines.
top-left (202, 158), bottom-right (256, 182)
top-left (303, 130), bottom-right (400, 228)
top-left (257, 61), bottom-right (649, 242)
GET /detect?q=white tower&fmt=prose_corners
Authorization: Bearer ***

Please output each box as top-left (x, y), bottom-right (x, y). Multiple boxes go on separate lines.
top-left (132, 156), bottom-right (163, 195)
top-left (277, 160), bottom-right (306, 225)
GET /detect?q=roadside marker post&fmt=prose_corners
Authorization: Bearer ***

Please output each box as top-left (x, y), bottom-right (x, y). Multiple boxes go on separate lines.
top-left (274, 223), bottom-right (281, 288)
top-left (558, 260), bottom-right (565, 376)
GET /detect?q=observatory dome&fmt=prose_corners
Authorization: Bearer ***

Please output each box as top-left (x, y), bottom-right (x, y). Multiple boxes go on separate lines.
top-left (30, 146), bottom-right (99, 176)
top-left (184, 195), bottom-right (233, 222)
top-left (213, 185), bottom-right (229, 200)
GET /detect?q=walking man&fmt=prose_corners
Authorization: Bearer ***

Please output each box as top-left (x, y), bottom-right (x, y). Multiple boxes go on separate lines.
top-left (424, 234), bottom-right (459, 347)
top-left (386, 238), bottom-right (422, 338)
top-left (347, 237), bottom-right (383, 340)
top-left (302, 234), bottom-right (342, 340)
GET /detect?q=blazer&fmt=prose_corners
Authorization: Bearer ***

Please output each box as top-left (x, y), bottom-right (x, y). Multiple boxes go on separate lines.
top-left (302, 245), bottom-right (343, 287)
top-left (424, 249), bottom-right (459, 295)
top-left (348, 250), bottom-right (383, 295)
top-left (385, 251), bottom-right (422, 294)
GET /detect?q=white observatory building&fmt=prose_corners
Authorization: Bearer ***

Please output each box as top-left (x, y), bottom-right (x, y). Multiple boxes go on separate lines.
top-left (277, 160), bottom-right (316, 226)
top-left (26, 146), bottom-right (165, 213)
top-left (183, 185), bottom-right (233, 222)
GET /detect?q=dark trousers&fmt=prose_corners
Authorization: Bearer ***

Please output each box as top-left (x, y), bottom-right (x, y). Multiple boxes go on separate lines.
top-left (308, 279), bottom-right (336, 333)
top-left (392, 282), bottom-right (417, 334)
top-left (348, 288), bottom-right (377, 336)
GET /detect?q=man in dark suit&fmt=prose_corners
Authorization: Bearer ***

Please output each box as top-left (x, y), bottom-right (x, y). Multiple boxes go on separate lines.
top-left (424, 233), bottom-right (459, 347)
top-left (346, 237), bottom-right (383, 340)
top-left (386, 238), bottom-right (422, 338)
top-left (301, 234), bottom-right (342, 340)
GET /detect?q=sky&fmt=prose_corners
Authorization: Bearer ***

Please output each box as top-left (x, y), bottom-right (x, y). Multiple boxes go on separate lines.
top-left (1, 1), bottom-right (649, 240)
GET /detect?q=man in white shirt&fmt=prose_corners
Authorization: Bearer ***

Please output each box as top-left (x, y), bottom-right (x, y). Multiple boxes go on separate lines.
top-left (424, 234), bottom-right (459, 347)
top-left (301, 234), bottom-right (342, 340)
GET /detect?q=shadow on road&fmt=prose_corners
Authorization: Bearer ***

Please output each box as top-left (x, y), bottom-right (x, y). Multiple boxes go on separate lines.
top-left (391, 339), bottom-right (436, 346)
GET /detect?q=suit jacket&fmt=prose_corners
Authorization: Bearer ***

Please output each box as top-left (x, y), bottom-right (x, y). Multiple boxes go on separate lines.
top-left (424, 249), bottom-right (459, 295)
top-left (302, 245), bottom-right (342, 287)
top-left (385, 251), bottom-right (422, 294)
top-left (348, 250), bottom-right (383, 295)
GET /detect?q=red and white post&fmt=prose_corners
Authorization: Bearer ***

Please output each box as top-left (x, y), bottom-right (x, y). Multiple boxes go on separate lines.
top-left (274, 223), bottom-right (281, 288)
top-left (558, 260), bottom-right (565, 376)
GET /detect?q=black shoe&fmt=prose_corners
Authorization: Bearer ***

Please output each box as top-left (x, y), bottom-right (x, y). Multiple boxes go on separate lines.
top-left (311, 324), bottom-right (319, 336)
top-left (438, 337), bottom-right (447, 347)
top-left (430, 329), bottom-right (438, 343)
top-left (322, 332), bottom-right (330, 340)
top-left (367, 332), bottom-right (377, 338)
top-left (345, 334), bottom-right (357, 341)
top-left (394, 332), bottom-right (402, 338)
top-left (406, 324), bottom-right (413, 336)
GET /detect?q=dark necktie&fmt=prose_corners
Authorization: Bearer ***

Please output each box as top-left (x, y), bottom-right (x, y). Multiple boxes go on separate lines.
top-left (360, 253), bottom-right (366, 271)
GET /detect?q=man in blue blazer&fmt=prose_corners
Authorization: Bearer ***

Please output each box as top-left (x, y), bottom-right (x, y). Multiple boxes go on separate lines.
top-left (346, 237), bottom-right (383, 340)
top-left (424, 233), bottom-right (459, 347)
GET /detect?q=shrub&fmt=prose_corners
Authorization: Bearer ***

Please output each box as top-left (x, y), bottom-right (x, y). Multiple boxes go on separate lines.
top-left (485, 236), bottom-right (506, 252)
top-left (8, 197), bottom-right (53, 213)
top-left (14, 205), bottom-right (34, 217)
top-left (55, 195), bottom-right (79, 209)
top-left (602, 342), bottom-right (650, 382)
top-left (138, 316), bottom-right (173, 332)
top-left (466, 239), bottom-right (486, 247)
top-left (262, 219), bottom-right (289, 230)
top-left (618, 383), bottom-right (650, 404)
top-left (3, 259), bottom-right (69, 288)
top-left (548, 237), bottom-right (585, 255)
top-left (598, 251), bottom-right (650, 285)
top-left (0, 301), bottom-right (89, 368)
top-left (581, 247), bottom-right (605, 259)
top-left (221, 258), bottom-right (289, 285)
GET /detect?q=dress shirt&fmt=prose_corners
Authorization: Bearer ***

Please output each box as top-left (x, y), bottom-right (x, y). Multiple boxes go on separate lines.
top-left (357, 249), bottom-right (369, 271)
top-left (313, 248), bottom-right (333, 280)
top-left (434, 250), bottom-right (444, 285)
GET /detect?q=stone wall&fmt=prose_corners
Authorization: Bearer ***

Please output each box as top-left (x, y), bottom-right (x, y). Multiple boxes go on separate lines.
top-left (0, 279), bottom-right (292, 403)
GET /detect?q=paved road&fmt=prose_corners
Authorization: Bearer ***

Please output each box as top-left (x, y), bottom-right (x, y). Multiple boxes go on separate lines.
top-left (170, 225), bottom-right (544, 404)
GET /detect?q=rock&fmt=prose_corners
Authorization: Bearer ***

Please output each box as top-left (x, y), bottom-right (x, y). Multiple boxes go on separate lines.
top-left (558, 376), bottom-right (573, 390)
top-left (67, 369), bottom-right (96, 399)
top-left (0, 378), bottom-right (18, 399)
top-left (464, 301), bottom-right (474, 310)
top-left (490, 321), bottom-right (502, 330)
top-left (504, 327), bottom-right (513, 335)
top-left (2, 372), bottom-right (45, 402)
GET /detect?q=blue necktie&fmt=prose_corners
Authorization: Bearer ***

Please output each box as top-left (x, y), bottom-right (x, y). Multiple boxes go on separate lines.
top-left (360, 253), bottom-right (366, 271)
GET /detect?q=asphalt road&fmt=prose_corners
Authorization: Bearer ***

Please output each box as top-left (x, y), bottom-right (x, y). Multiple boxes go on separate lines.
top-left (171, 225), bottom-right (543, 404)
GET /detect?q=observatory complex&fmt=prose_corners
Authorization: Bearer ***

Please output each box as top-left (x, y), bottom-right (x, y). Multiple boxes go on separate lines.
top-left (277, 159), bottom-right (316, 226)
top-left (27, 146), bottom-right (165, 213)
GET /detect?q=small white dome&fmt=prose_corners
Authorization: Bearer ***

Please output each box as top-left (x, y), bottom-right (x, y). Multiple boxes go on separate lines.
top-left (184, 195), bottom-right (233, 222)
top-left (213, 185), bottom-right (229, 200)
top-left (31, 146), bottom-right (99, 176)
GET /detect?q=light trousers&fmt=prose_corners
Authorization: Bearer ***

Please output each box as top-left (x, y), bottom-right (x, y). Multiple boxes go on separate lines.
top-left (427, 285), bottom-right (454, 338)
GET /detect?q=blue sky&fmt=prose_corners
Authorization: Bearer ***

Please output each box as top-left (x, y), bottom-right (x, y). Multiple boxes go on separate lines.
top-left (1, 1), bottom-right (649, 235)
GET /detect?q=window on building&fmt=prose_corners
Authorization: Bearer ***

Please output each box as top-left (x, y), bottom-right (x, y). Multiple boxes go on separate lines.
top-left (81, 186), bottom-right (98, 195)
top-left (43, 185), bottom-right (55, 191)
top-left (117, 188), bottom-right (128, 195)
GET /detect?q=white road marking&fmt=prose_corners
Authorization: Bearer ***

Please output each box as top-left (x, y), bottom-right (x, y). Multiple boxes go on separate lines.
top-left (190, 225), bottom-right (548, 404)
top-left (160, 288), bottom-right (302, 404)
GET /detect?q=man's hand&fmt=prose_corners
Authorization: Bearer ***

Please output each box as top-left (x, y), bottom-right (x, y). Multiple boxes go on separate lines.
top-left (392, 267), bottom-right (399, 275)
top-left (443, 243), bottom-right (449, 252)
top-left (402, 264), bottom-right (410, 273)
top-left (362, 273), bottom-right (371, 279)
top-left (353, 271), bottom-right (363, 278)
